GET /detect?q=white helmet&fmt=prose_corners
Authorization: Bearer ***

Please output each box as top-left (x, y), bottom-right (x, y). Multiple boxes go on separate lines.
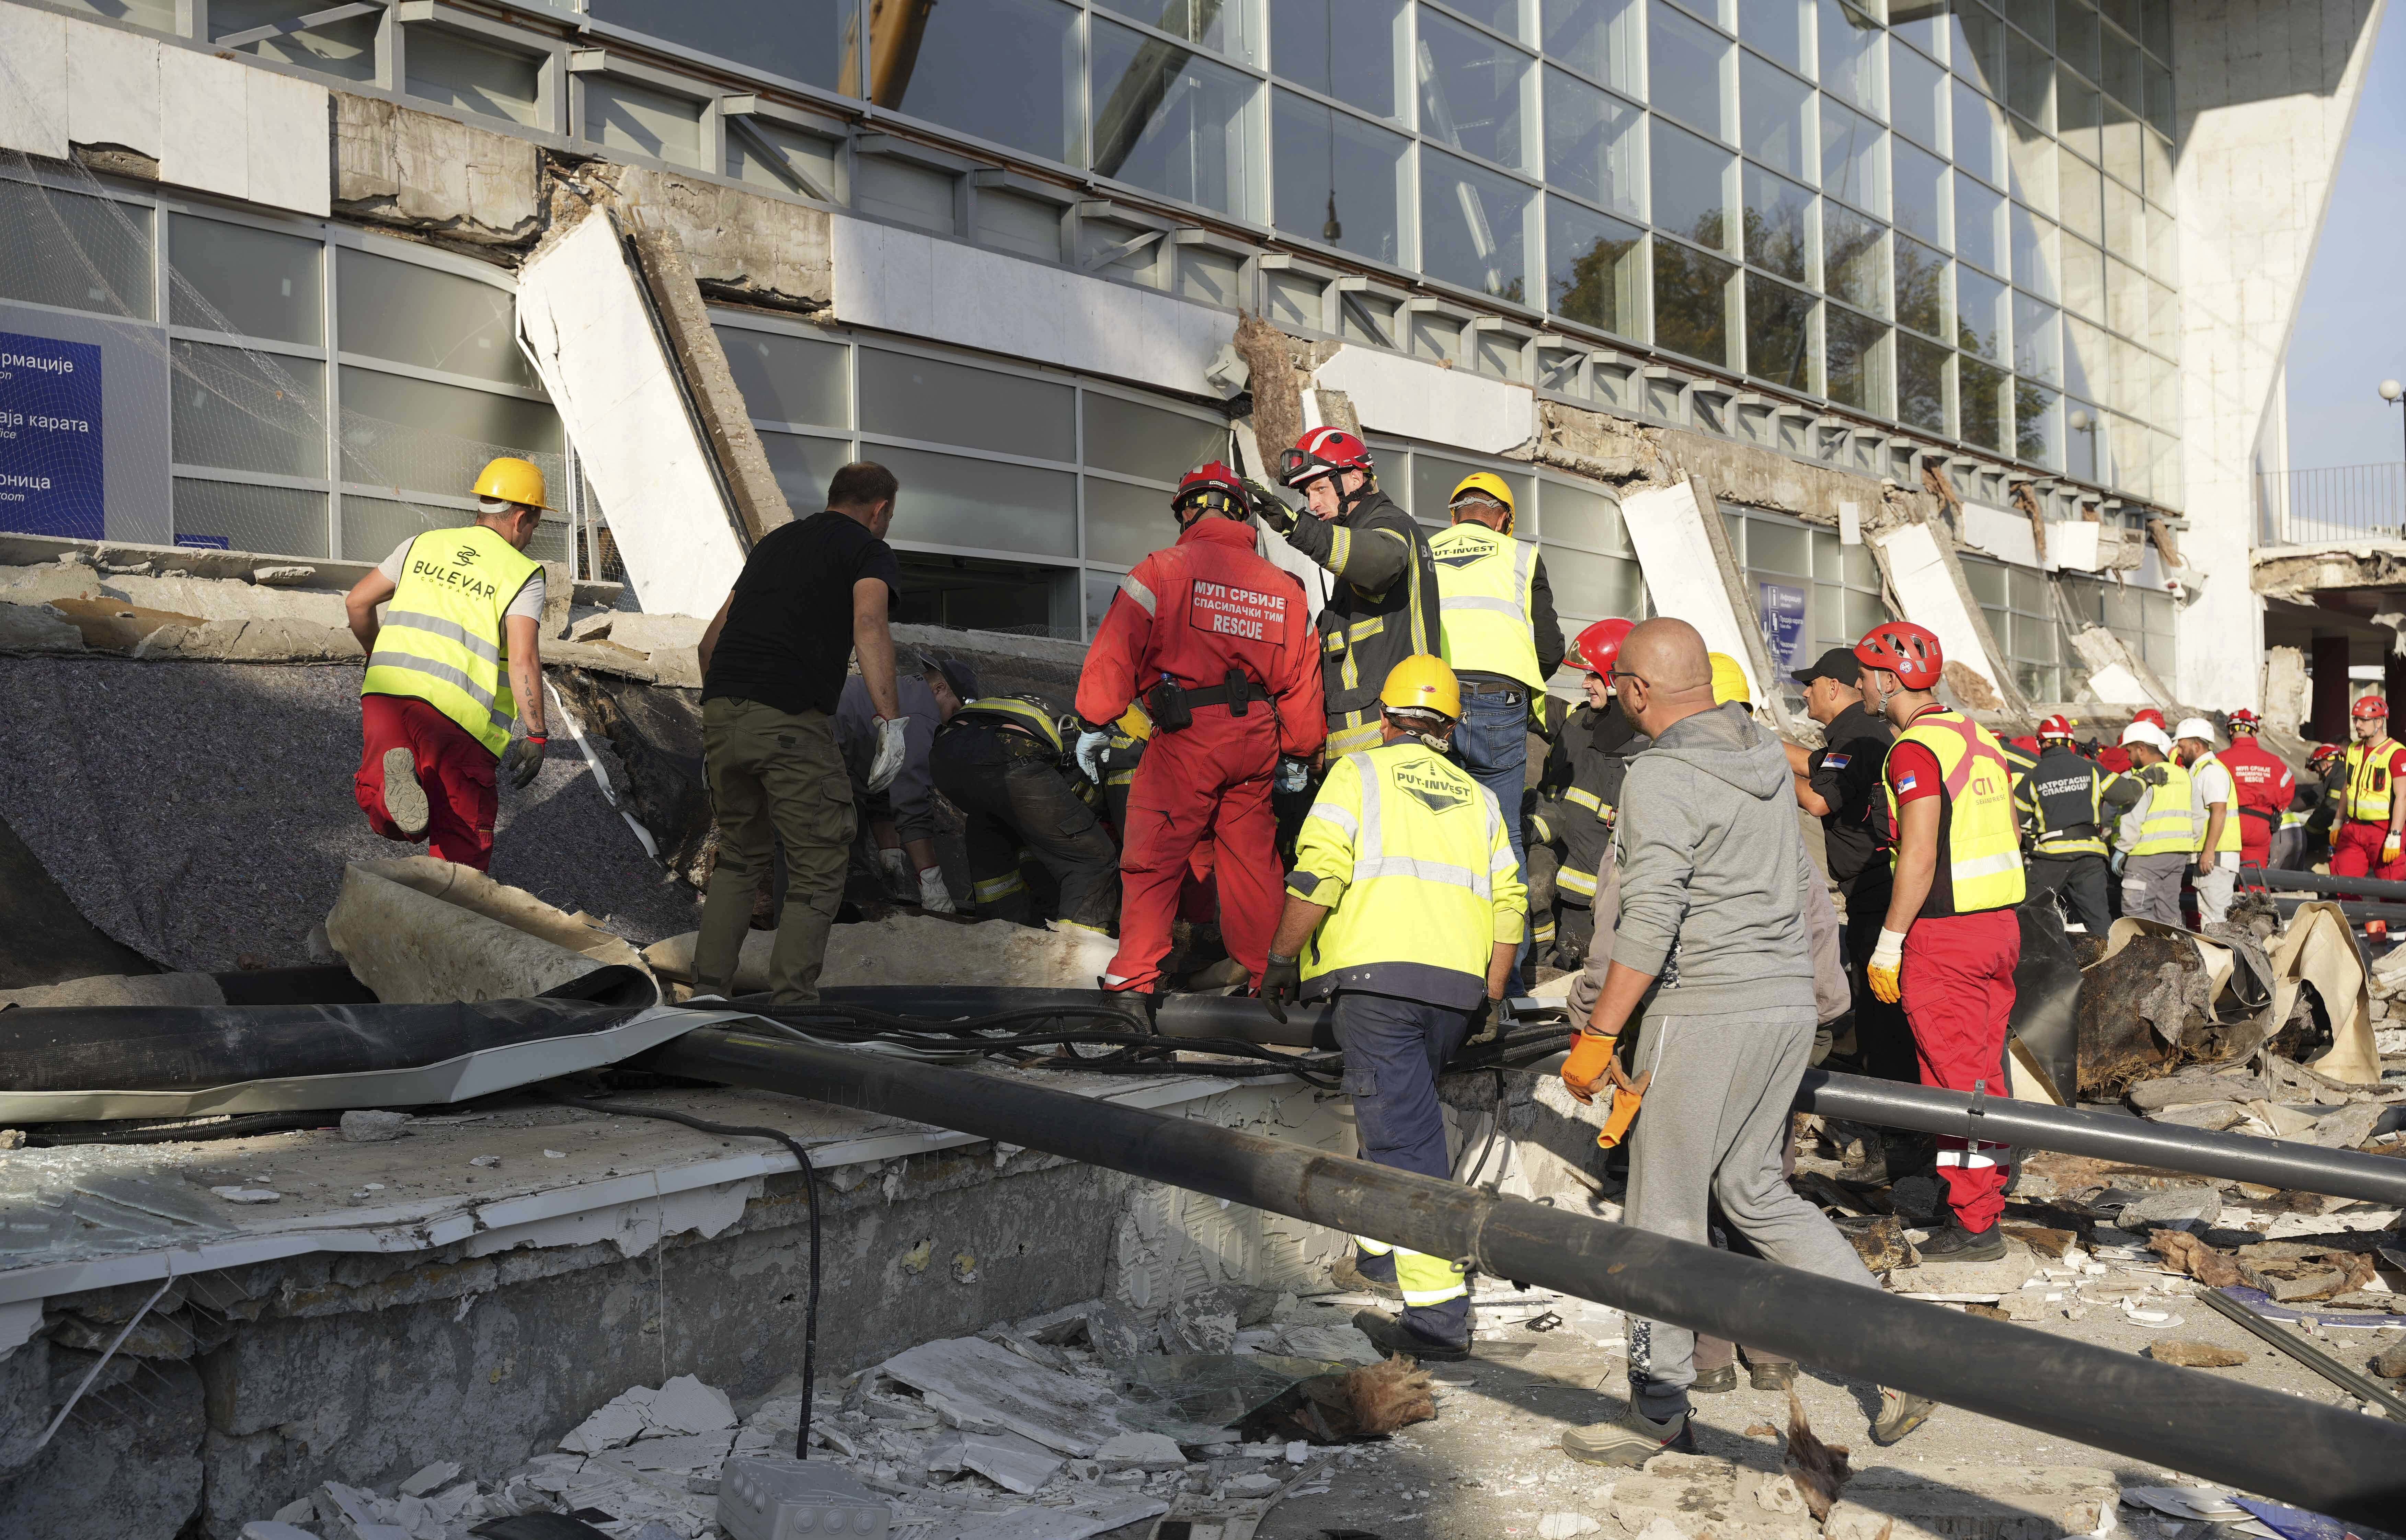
top-left (2173, 716), bottom-right (2218, 746)
top-left (2121, 721), bottom-right (2172, 754)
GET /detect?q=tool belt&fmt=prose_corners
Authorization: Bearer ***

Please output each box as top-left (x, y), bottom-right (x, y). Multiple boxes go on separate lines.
top-left (1145, 669), bottom-right (1266, 732)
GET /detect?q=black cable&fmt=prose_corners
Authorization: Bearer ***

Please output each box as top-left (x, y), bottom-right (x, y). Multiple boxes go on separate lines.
top-left (539, 1092), bottom-right (823, 1462)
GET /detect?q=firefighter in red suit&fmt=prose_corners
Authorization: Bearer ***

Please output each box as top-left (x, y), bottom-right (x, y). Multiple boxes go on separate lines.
top-left (1075, 464), bottom-right (1326, 993)
top-left (2330, 695), bottom-right (2406, 887)
top-left (2217, 708), bottom-right (2293, 882)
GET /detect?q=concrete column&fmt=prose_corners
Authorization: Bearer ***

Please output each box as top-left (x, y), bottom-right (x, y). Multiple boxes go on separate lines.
top-left (2385, 650), bottom-right (2406, 724)
top-left (2313, 633), bottom-right (2353, 738)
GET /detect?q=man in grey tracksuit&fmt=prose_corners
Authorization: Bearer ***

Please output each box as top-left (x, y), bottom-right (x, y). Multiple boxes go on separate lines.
top-left (1557, 619), bottom-right (1925, 1466)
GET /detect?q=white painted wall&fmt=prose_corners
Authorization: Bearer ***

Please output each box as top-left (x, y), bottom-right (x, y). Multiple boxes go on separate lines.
top-left (1619, 481), bottom-right (1767, 702)
top-left (1872, 520), bottom-right (2010, 701)
top-left (1307, 345), bottom-right (1537, 456)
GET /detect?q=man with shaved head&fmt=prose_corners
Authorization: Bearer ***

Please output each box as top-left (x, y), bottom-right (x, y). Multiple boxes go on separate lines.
top-left (1554, 618), bottom-right (1900, 1465)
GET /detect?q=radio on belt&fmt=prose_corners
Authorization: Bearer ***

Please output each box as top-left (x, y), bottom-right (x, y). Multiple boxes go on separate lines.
top-left (716, 1457), bottom-right (888, 1540)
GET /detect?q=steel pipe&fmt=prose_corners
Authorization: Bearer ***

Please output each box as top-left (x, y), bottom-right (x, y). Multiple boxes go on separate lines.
top-left (2268, 896), bottom-right (2406, 924)
top-left (644, 1026), bottom-right (2406, 1524)
top-left (2244, 865), bottom-right (2406, 902)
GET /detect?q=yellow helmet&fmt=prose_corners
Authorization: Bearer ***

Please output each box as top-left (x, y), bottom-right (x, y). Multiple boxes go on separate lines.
top-left (1448, 472), bottom-right (1515, 532)
top-left (473, 456), bottom-right (551, 512)
top-left (1379, 654), bottom-right (1462, 722)
top-left (1708, 652), bottom-right (1751, 706)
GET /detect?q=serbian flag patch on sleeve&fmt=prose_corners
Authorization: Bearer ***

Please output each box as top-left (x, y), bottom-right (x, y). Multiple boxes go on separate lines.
top-left (1895, 772), bottom-right (1919, 792)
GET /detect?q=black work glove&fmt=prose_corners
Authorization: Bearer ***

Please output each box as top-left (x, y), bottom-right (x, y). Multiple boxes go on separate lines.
top-left (1246, 478), bottom-right (1296, 532)
top-left (502, 734), bottom-right (548, 790)
top-left (1259, 951), bottom-right (1302, 1024)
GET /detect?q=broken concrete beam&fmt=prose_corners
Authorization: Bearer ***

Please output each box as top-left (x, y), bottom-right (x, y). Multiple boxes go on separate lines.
top-left (324, 857), bottom-right (654, 1004)
top-left (1820, 1465), bottom-right (2116, 1540)
top-left (646, 913), bottom-right (1121, 993)
top-left (332, 93), bottom-right (542, 246)
top-left (615, 163), bottom-right (832, 313)
top-left (0, 600), bottom-right (84, 654)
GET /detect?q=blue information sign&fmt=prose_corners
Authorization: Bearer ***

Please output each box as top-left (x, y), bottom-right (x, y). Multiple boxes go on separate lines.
top-left (0, 331), bottom-right (104, 539)
top-left (1756, 580), bottom-right (1808, 673)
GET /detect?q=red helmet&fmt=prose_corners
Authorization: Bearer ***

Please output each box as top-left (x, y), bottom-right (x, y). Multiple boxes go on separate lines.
top-left (2037, 714), bottom-right (2074, 739)
top-left (2226, 708), bottom-right (2261, 734)
top-left (1279, 426), bottom-right (1374, 488)
top-left (1853, 621), bottom-right (1944, 692)
top-left (1568, 618), bottom-right (1634, 675)
top-left (2308, 743), bottom-right (2346, 774)
top-left (2133, 708), bottom-right (2167, 729)
top-left (1172, 461), bottom-right (1247, 521)
top-left (2353, 694), bottom-right (2389, 721)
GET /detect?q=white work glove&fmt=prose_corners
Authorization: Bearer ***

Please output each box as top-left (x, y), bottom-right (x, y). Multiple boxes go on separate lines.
top-left (918, 866), bottom-right (955, 914)
top-left (877, 846), bottom-right (914, 900)
top-left (1868, 928), bottom-right (1906, 1005)
top-left (1075, 728), bottom-right (1112, 784)
top-left (867, 715), bottom-right (909, 793)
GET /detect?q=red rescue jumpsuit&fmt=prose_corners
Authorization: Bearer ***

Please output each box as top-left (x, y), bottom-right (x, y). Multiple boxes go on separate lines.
top-left (1077, 518), bottom-right (1324, 990)
top-left (2218, 735), bottom-right (2294, 880)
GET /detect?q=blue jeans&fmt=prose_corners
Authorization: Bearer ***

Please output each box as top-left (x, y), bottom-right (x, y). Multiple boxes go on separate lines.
top-left (1451, 684), bottom-right (1530, 992)
top-left (1333, 990), bottom-right (1476, 1344)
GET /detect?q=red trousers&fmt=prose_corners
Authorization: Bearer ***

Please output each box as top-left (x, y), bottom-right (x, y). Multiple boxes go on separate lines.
top-left (2331, 820), bottom-right (2406, 891)
top-left (1901, 908), bottom-right (2020, 1231)
top-left (1105, 709), bottom-right (1280, 991)
top-left (356, 693), bottom-right (498, 870)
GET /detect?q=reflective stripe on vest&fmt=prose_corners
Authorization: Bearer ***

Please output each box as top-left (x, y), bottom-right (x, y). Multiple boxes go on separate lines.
top-left (2024, 747), bottom-right (2108, 859)
top-left (1882, 709), bottom-right (2027, 915)
top-left (2344, 740), bottom-right (2398, 824)
top-left (1429, 523), bottom-right (1543, 689)
top-left (2190, 751), bottom-right (2243, 854)
top-left (2129, 758), bottom-right (2198, 855)
top-left (957, 697), bottom-right (1065, 755)
top-left (360, 525), bottom-right (538, 757)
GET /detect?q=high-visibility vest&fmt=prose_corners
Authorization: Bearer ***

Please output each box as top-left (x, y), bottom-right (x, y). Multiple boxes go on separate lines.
top-left (2128, 758), bottom-right (2199, 855)
top-left (1881, 709), bottom-right (2027, 917)
top-left (1428, 522), bottom-right (1544, 690)
top-left (2188, 751), bottom-right (2243, 854)
top-left (2016, 745), bottom-right (2108, 859)
top-left (361, 525), bottom-right (540, 757)
top-left (2341, 739), bottom-right (2400, 824)
top-left (1290, 741), bottom-right (1526, 1008)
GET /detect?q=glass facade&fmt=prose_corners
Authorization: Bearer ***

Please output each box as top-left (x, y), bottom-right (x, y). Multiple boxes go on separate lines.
top-left (1723, 504), bottom-right (1893, 710)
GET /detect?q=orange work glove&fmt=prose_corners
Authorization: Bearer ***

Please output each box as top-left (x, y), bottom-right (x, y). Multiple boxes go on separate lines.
top-left (1561, 1031), bottom-right (1619, 1103)
top-left (1868, 927), bottom-right (1907, 1005)
top-left (2386, 832), bottom-right (2403, 866)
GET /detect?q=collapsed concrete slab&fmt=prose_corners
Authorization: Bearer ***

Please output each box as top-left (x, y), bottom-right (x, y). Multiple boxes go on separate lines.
top-left (325, 857), bottom-right (654, 1005)
top-left (644, 913), bottom-right (1119, 995)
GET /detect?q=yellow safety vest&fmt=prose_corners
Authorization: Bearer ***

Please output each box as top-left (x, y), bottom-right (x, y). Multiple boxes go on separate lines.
top-left (2189, 751), bottom-right (2243, 854)
top-left (1288, 741), bottom-right (1526, 1007)
top-left (1428, 522), bottom-right (1543, 690)
top-left (2128, 758), bottom-right (2199, 855)
top-left (361, 525), bottom-right (540, 757)
top-left (1882, 709), bottom-right (2027, 916)
top-left (2342, 739), bottom-right (2399, 824)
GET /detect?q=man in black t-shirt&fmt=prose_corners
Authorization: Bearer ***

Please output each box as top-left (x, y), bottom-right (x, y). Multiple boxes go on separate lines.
top-left (692, 462), bottom-right (906, 1003)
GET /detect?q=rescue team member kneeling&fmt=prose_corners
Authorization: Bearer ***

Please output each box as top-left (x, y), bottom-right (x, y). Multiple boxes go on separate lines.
top-left (1551, 618), bottom-right (1911, 1466)
top-left (346, 456), bottom-right (553, 872)
top-left (928, 694), bottom-right (1119, 935)
top-left (1260, 656), bottom-right (1522, 1362)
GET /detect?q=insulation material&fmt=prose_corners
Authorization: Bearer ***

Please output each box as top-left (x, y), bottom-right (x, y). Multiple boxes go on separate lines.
top-left (325, 857), bottom-right (654, 1004)
top-left (1870, 520), bottom-right (2011, 704)
top-left (2267, 901), bottom-right (2379, 1084)
top-left (1307, 345), bottom-right (1535, 456)
top-left (1618, 481), bottom-right (1766, 703)
top-left (644, 913), bottom-right (1118, 992)
top-left (515, 214), bottom-right (750, 620)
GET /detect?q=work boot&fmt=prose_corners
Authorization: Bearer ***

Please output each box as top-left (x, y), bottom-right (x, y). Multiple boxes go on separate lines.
top-left (380, 747), bottom-right (429, 840)
top-left (1748, 1360), bottom-right (1796, 1392)
top-left (1351, 1308), bottom-right (1469, 1363)
top-left (1560, 1408), bottom-right (1696, 1467)
top-left (1328, 1253), bottom-right (1402, 1300)
top-left (1917, 1216), bottom-right (2007, 1263)
top-left (1871, 1386), bottom-right (1937, 1445)
top-left (1691, 1364), bottom-right (1737, 1394)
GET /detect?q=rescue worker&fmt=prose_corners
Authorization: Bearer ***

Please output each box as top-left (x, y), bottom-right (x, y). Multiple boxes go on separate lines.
top-left (1428, 473), bottom-right (1566, 991)
top-left (1257, 428), bottom-right (1441, 757)
top-left (1095, 706), bottom-right (1225, 969)
top-left (1076, 463), bottom-right (1324, 992)
top-left (345, 456), bottom-right (554, 872)
top-left (928, 693), bottom-right (1119, 934)
top-left (2329, 696), bottom-right (2406, 888)
top-left (2113, 721), bottom-right (2193, 926)
top-left (2013, 715), bottom-right (2132, 935)
top-left (2299, 742), bottom-right (2346, 871)
top-left (1858, 622), bottom-right (2025, 1263)
top-left (1260, 656), bottom-right (1522, 1360)
top-left (2218, 709), bottom-right (2295, 881)
top-left (2175, 718), bottom-right (2240, 927)
top-left (839, 652), bottom-right (973, 913)
top-left (1534, 618), bottom-right (1643, 967)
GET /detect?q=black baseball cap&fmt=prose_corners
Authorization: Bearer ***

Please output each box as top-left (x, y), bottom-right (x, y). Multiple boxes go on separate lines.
top-left (1792, 646), bottom-right (1862, 688)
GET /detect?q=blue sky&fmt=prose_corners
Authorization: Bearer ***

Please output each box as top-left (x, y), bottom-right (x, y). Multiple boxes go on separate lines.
top-left (2282, 0), bottom-right (2406, 471)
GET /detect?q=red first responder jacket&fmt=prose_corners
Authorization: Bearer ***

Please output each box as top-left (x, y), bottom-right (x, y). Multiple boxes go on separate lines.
top-left (2219, 737), bottom-right (2294, 854)
top-left (1077, 517), bottom-right (1325, 757)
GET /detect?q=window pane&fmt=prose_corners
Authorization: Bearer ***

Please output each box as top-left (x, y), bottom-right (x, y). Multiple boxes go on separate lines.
top-left (339, 367), bottom-right (560, 491)
top-left (1737, 54), bottom-right (1810, 180)
top-left (2064, 314), bottom-right (2107, 399)
top-left (587, 0), bottom-right (849, 92)
top-left (406, 27), bottom-right (543, 127)
top-left (1544, 68), bottom-right (1644, 217)
top-left (2147, 277), bottom-right (2177, 357)
top-left (586, 76), bottom-right (704, 168)
top-left (871, 0), bottom-right (1080, 164)
top-left (1892, 139), bottom-right (1948, 246)
top-left (337, 248), bottom-right (536, 388)
top-left (1418, 9), bottom-right (1534, 169)
top-left (2099, 22), bottom-right (2141, 106)
top-left (1538, 475), bottom-right (1628, 551)
top-left (1890, 0), bottom-right (1943, 55)
top-left (759, 433), bottom-right (858, 518)
top-left (0, 182), bottom-right (153, 321)
top-left (2101, 174), bottom-right (2141, 263)
top-left (1952, 78), bottom-right (2002, 185)
top-left (2011, 290), bottom-right (2059, 382)
top-left (1083, 474), bottom-right (1174, 566)
top-left (1420, 149), bottom-right (1536, 300)
top-left (2100, 94), bottom-right (2141, 191)
top-left (1818, 0), bottom-right (1886, 114)
top-left (1826, 304), bottom-right (1890, 411)
top-left (1955, 265), bottom-right (2006, 359)
top-left (860, 349), bottom-right (1075, 460)
top-left (1093, 22), bottom-right (1260, 216)
top-left (1964, 350), bottom-right (2003, 449)
top-left (1741, 163), bottom-right (1810, 281)
top-left (1954, 171), bottom-right (2003, 273)
top-left (2060, 231), bottom-right (2102, 319)
top-left (1096, 0), bottom-right (1259, 60)
top-left (1544, 0), bottom-right (1644, 96)
top-left (2106, 254), bottom-right (2144, 338)
top-left (2057, 146), bottom-right (2101, 241)
top-left (1273, 0), bottom-right (1407, 116)
top-left (1825, 204), bottom-right (1887, 313)
top-left (1738, 0), bottom-right (1806, 71)
top-left (2057, 67), bottom-right (2099, 162)
top-left (1546, 197), bottom-right (1646, 336)
top-left (1745, 272), bottom-right (1815, 388)
top-left (883, 446), bottom-right (1076, 557)
top-left (717, 325), bottom-right (849, 428)
top-left (1895, 234), bottom-right (1947, 335)
top-left (215, 0), bottom-right (375, 81)
top-left (174, 480), bottom-right (328, 559)
top-left (1651, 118), bottom-right (1734, 251)
top-left (1413, 455), bottom-right (1533, 525)
top-left (2004, 26), bottom-right (2052, 127)
top-left (2143, 59), bottom-right (2173, 139)
top-left (2139, 123), bottom-right (2170, 200)
top-left (2006, 116), bottom-right (2054, 214)
top-left (2006, 0), bottom-right (2051, 45)
top-left (1890, 43), bottom-right (1946, 152)
top-left (1082, 392), bottom-right (1224, 481)
top-left (2146, 201), bottom-right (2176, 282)
top-left (1649, 1), bottom-right (1732, 140)
top-left (1272, 92), bottom-right (1408, 261)
top-left (1952, 0), bottom-right (2004, 89)
top-left (2064, 396), bottom-right (2099, 479)
top-left (1897, 332), bottom-right (1948, 429)
top-left (171, 216), bottom-right (321, 346)
top-left (2015, 380), bottom-right (2060, 466)
top-left (1653, 240), bottom-right (1736, 365)
top-left (1821, 99), bottom-right (1888, 217)
top-left (172, 342), bottom-right (325, 477)
top-left (2056, 0), bottom-right (2098, 77)
top-left (2010, 204), bottom-right (2056, 299)
top-left (1542, 543), bottom-right (1648, 618)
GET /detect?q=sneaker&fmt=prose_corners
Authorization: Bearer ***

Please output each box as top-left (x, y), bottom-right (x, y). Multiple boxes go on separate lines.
top-left (380, 746), bottom-right (429, 840)
top-left (1691, 1365), bottom-right (1737, 1394)
top-left (1351, 1308), bottom-right (1469, 1363)
top-left (1916, 1217), bottom-right (2007, 1263)
top-left (1329, 1253), bottom-right (1402, 1300)
top-left (1748, 1361), bottom-right (1797, 1392)
top-left (1560, 1408), bottom-right (1696, 1467)
top-left (1871, 1386), bottom-right (1937, 1445)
